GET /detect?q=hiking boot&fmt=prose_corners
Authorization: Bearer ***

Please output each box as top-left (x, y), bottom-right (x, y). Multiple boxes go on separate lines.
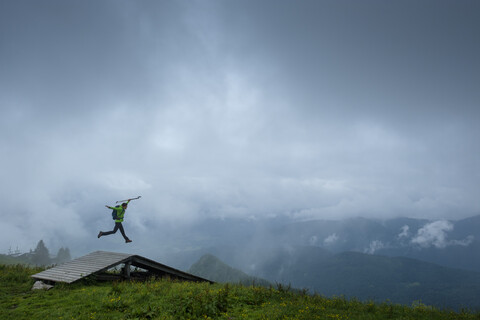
top-left (126, 239), bottom-right (132, 243)
top-left (97, 231), bottom-right (103, 238)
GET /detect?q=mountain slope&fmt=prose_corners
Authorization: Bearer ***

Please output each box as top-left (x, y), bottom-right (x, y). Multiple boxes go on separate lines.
top-left (188, 254), bottom-right (270, 286)
top-left (252, 248), bottom-right (480, 311)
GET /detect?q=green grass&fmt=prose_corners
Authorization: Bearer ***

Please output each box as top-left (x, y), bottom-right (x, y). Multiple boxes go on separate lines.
top-left (1, 264), bottom-right (479, 320)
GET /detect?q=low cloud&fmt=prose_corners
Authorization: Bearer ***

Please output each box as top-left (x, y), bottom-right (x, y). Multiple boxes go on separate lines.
top-left (324, 233), bottom-right (339, 246)
top-left (451, 235), bottom-right (475, 247)
top-left (398, 225), bottom-right (410, 239)
top-left (411, 220), bottom-right (453, 248)
top-left (411, 220), bottom-right (474, 249)
top-left (365, 240), bottom-right (385, 254)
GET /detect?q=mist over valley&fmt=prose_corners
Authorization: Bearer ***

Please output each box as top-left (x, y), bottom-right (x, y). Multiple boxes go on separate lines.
top-left (148, 214), bottom-right (480, 310)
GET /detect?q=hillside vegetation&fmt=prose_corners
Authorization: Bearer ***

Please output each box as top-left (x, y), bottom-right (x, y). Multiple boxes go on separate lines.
top-left (1, 264), bottom-right (479, 320)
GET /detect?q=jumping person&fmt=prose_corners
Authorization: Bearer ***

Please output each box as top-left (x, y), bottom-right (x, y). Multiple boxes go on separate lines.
top-left (98, 200), bottom-right (132, 243)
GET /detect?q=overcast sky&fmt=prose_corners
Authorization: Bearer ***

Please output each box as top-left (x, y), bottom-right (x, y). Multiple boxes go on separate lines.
top-left (1, 0), bottom-right (479, 255)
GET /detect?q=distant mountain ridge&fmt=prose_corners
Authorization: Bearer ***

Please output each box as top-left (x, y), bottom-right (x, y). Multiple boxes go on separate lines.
top-left (252, 248), bottom-right (480, 310)
top-left (166, 214), bottom-right (480, 273)
top-left (189, 249), bottom-right (480, 311)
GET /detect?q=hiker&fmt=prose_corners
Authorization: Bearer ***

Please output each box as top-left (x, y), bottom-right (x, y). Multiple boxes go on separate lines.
top-left (98, 200), bottom-right (132, 243)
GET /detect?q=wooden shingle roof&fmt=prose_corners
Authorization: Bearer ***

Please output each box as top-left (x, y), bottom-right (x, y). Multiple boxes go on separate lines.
top-left (31, 251), bottom-right (212, 284)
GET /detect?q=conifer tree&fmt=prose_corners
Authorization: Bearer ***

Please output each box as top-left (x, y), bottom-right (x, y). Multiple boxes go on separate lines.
top-left (32, 240), bottom-right (51, 266)
top-left (55, 247), bottom-right (71, 263)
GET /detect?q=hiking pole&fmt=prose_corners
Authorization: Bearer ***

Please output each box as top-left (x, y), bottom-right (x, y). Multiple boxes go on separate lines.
top-left (116, 196), bottom-right (141, 204)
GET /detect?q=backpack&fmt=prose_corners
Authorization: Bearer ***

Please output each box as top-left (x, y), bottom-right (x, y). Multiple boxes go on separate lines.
top-left (112, 206), bottom-right (121, 220)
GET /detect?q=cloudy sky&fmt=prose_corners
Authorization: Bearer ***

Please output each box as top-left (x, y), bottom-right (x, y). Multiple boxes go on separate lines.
top-left (1, 0), bottom-right (479, 255)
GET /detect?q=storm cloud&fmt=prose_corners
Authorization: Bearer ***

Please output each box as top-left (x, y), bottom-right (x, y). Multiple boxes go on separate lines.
top-left (1, 0), bottom-right (479, 256)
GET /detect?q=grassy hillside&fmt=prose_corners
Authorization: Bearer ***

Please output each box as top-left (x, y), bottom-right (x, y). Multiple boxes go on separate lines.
top-left (1, 264), bottom-right (479, 320)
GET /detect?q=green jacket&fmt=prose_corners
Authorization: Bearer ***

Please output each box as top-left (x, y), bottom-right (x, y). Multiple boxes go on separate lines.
top-left (109, 200), bottom-right (130, 223)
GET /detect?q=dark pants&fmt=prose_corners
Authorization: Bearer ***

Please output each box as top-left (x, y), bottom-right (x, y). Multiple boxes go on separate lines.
top-left (102, 222), bottom-right (129, 241)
